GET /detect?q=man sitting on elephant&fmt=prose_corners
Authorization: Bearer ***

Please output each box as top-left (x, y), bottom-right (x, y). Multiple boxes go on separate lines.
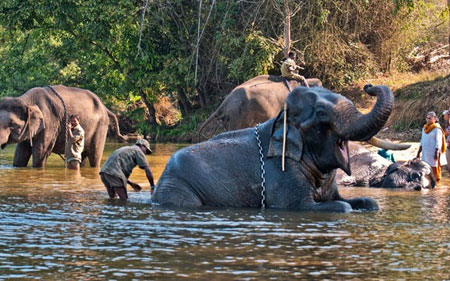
top-left (100, 139), bottom-right (155, 200)
top-left (65, 114), bottom-right (84, 170)
top-left (281, 51), bottom-right (309, 87)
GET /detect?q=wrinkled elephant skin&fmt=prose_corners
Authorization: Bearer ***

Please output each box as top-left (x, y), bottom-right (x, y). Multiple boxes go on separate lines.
top-left (0, 85), bottom-right (126, 167)
top-left (154, 85), bottom-right (394, 212)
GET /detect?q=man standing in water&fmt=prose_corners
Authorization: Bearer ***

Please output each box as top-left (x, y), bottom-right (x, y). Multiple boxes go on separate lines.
top-left (416, 111), bottom-right (446, 182)
top-left (100, 139), bottom-right (155, 200)
top-left (65, 115), bottom-right (85, 170)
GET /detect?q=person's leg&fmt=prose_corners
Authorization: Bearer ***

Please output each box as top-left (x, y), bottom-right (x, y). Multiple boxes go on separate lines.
top-left (100, 173), bottom-right (117, 198)
top-left (446, 149), bottom-right (450, 172)
top-left (114, 187), bottom-right (128, 200)
top-left (291, 74), bottom-right (309, 87)
top-left (431, 167), bottom-right (441, 182)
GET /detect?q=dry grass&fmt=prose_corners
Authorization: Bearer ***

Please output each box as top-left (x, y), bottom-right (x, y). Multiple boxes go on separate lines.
top-left (154, 96), bottom-right (182, 126)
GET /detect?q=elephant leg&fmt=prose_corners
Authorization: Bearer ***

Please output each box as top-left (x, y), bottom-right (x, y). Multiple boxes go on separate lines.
top-left (153, 182), bottom-right (203, 208)
top-left (340, 197), bottom-right (379, 211)
top-left (80, 152), bottom-right (88, 167)
top-left (88, 130), bottom-right (107, 167)
top-left (31, 132), bottom-right (56, 167)
top-left (308, 201), bottom-right (352, 213)
top-left (13, 141), bottom-right (32, 167)
top-left (334, 190), bottom-right (379, 210)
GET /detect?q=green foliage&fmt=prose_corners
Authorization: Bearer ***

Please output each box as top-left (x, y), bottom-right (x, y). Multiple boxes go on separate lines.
top-left (0, 0), bottom-right (447, 139)
top-left (125, 107), bottom-right (151, 135)
top-left (222, 31), bottom-right (279, 82)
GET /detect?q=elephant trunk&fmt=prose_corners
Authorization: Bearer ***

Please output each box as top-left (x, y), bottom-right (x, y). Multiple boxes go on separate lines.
top-left (335, 85), bottom-right (394, 141)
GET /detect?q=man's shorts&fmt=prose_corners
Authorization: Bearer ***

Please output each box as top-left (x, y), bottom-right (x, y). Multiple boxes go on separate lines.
top-left (100, 173), bottom-right (128, 200)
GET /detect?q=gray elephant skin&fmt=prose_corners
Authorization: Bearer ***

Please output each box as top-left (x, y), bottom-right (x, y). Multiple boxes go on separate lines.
top-left (153, 84), bottom-right (393, 212)
top-left (0, 85), bottom-right (126, 167)
top-left (198, 75), bottom-right (322, 137)
top-left (336, 143), bottom-right (436, 190)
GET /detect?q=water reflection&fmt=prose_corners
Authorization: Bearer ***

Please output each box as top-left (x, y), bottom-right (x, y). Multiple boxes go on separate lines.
top-left (0, 143), bottom-right (449, 280)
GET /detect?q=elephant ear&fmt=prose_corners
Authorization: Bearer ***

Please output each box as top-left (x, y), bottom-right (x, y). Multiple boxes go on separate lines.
top-left (28, 105), bottom-right (45, 137)
top-left (267, 110), bottom-right (303, 161)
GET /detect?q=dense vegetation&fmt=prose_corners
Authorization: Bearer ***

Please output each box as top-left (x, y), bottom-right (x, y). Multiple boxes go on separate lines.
top-left (0, 0), bottom-right (448, 140)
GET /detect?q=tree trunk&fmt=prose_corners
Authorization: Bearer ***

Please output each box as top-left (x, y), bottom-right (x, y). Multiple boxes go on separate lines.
top-left (282, 0), bottom-right (291, 59)
top-left (139, 91), bottom-right (158, 127)
top-left (177, 86), bottom-right (192, 116)
top-left (198, 88), bottom-right (208, 108)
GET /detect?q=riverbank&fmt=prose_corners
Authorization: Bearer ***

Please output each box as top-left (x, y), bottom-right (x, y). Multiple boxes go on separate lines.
top-left (115, 70), bottom-right (450, 144)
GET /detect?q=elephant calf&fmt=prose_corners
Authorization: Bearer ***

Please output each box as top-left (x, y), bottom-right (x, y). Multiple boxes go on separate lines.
top-left (336, 143), bottom-right (436, 190)
top-left (153, 84), bottom-right (395, 212)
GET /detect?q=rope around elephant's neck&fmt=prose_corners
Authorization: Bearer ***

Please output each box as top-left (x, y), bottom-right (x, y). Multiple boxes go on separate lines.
top-left (46, 86), bottom-right (68, 162)
top-left (255, 124), bottom-right (266, 208)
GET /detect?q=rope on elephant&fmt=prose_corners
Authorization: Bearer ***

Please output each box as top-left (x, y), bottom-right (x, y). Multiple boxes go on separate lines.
top-left (46, 86), bottom-right (68, 162)
top-left (255, 124), bottom-right (266, 208)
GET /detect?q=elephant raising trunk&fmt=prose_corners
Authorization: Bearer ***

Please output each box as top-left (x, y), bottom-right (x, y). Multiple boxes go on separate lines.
top-left (154, 85), bottom-right (394, 212)
top-left (336, 84), bottom-right (394, 141)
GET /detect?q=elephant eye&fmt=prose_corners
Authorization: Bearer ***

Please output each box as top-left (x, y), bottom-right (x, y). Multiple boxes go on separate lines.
top-left (411, 172), bottom-right (421, 180)
top-left (316, 110), bottom-right (327, 117)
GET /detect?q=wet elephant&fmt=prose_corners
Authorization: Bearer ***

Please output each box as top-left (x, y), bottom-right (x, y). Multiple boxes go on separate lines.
top-left (0, 85), bottom-right (127, 167)
top-left (198, 75), bottom-right (322, 139)
top-left (336, 143), bottom-right (436, 190)
top-left (153, 84), bottom-right (393, 212)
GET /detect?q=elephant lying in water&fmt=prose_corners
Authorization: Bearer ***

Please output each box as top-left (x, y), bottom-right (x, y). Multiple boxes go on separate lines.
top-left (153, 84), bottom-right (394, 212)
top-left (336, 143), bottom-right (436, 190)
top-left (198, 75), bottom-right (322, 139)
top-left (0, 85), bottom-right (127, 167)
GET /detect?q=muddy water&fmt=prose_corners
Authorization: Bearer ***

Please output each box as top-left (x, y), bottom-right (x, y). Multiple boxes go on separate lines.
top-left (0, 143), bottom-right (449, 280)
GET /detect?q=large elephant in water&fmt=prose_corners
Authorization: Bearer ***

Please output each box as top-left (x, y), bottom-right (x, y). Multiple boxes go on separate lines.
top-left (336, 143), bottom-right (436, 190)
top-left (0, 85), bottom-right (127, 167)
top-left (153, 84), bottom-right (393, 212)
top-left (198, 75), bottom-right (322, 138)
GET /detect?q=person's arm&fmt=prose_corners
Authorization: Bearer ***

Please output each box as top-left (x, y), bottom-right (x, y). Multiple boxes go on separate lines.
top-left (143, 166), bottom-right (155, 193)
top-left (67, 126), bottom-right (83, 142)
top-left (127, 179), bottom-right (142, 191)
top-left (416, 146), bottom-right (422, 159)
top-left (435, 129), bottom-right (442, 161)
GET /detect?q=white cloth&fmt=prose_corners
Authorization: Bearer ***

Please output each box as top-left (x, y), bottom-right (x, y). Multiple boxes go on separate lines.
top-left (420, 127), bottom-right (442, 167)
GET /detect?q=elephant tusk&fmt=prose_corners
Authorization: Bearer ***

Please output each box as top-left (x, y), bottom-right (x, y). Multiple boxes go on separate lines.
top-left (366, 136), bottom-right (411, 150)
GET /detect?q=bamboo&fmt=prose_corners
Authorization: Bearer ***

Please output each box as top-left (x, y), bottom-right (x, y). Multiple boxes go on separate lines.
top-left (282, 102), bottom-right (287, 171)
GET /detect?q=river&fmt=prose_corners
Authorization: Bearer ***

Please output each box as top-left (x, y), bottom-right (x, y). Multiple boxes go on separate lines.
top-left (0, 143), bottom-right (449, 280)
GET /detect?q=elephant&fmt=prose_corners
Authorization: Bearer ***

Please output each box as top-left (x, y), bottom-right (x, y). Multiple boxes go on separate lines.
top-left (198, 75), bottom-right (322, 139)
top-left (152, 84), bottom-right (394, 212)
top-left (336, 142), bottom-right (436, 190)
top-left (0, 85), bottom-right (127, 167)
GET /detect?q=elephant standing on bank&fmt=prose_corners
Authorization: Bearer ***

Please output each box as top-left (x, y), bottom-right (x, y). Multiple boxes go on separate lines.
top-left (0, 85), bottom-right (127, 167)
top-left (198, 75), bottom-right (322, 138)
top-left (153, 85), bottom-right (393, 212)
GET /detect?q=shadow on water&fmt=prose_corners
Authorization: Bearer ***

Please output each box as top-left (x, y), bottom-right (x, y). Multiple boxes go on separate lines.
top-left (0, 142), bottom-right (449, 280)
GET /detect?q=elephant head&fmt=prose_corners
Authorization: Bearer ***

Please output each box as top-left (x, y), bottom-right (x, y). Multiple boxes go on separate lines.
top-left (377, 159), bottom-right (436, 190)
top-left (268, 85), bottom-right (393, 176)
top-left (0, 98), bottom-right (45, 149)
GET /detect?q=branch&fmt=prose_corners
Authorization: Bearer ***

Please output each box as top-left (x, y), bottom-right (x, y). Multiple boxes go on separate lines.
top-left (194, 0), bottom-right (216, 86)
top-left (135, 0), bottom-right (150, 59)
top-left (90, 40), bottom-right (123, 71)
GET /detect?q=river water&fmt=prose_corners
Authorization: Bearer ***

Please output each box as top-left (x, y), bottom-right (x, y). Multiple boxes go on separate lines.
top-left (0, 143), bottom-right (449, 280)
